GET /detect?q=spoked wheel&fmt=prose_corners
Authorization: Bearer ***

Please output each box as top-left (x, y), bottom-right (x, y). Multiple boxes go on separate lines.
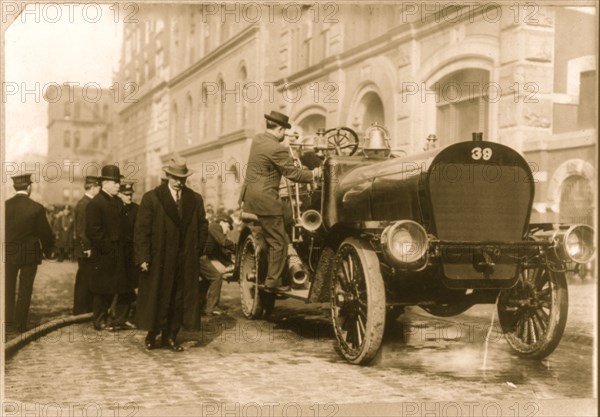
top-left (324, 127), bottom-right (359, 156)
top-left (330, 238), bottom-right (386, 365)
top-left (239, 234), bottom-right (264, 319)
top-left (498, 260), bottom-right (568, 359)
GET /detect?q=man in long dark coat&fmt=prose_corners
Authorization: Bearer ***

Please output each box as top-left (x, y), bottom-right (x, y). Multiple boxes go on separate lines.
top-left (5, 174), bottom-right (54, 333)
top-left (134, 157), bottom-right (208, 351)
top-left (73, 175), bottom-right (101, 315)
top-left (238, 111), bottom-right (319, 291)
top-left (86, 165), bottom-right (133, 330)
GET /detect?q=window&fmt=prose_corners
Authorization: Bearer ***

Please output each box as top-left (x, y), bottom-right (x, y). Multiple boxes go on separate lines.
top-left (435, 69), bottom-right (489, 145)
top-left (101, 133), bottom-right (108, 148)
top-left (103, 104), bottom-right (109, 120)
top-left (64, 102), bottom-right (71, 118)
top-left (578, 70), bottom-right (597, 129)
top-left (201, 85), bottom-right (209, 140)
top-left (353, 91), bottom-right (385, 136)
top-left (171, 103), bottom-right (179, 148)
top-left (203, 21), bottom-right (211, 54)
top-left (74, 131), bottom-right (81, 149)
top-left (185, 95), bottom-right (193, 145)
top-left (64, 130), bottom-right (71, 148)
top-left (560, 175), bottom-right (594, 225)
top-left (74, 102), bottom-right (81, 119)
top-left (237, 66), bottom-right (248, 127)
top-left (92, 132), bottom-right (99, 148)
top-left (94, 103), bottom-right (100, 120)
top-left (217, 78), bottom-right (225, 134)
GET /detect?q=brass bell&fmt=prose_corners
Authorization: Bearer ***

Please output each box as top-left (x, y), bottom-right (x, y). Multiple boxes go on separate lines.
top-left (363, 122), bottom-right (391, 158)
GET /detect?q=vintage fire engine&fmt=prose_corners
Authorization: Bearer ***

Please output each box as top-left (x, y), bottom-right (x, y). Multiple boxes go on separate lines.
top-left (233, 124), bottom-right (595, 365)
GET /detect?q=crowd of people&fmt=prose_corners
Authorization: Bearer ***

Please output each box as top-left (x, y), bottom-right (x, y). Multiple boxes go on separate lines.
top-left (4, 163), bottom-right (238, 347)
top-left (5, 110), bottom-right (317, 350)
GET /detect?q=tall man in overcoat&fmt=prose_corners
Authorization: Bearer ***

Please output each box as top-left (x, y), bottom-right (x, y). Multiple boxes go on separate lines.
top-left (5, 174), bottom-right (54, 333)
top-left (238, 111), bottom-right (320, 291)
top-left (134, 158), bottom-right (208, 351)
top-left (86, 165), bottom-right (135, 330)
top-left (73, 175), bottom-right (101, 315)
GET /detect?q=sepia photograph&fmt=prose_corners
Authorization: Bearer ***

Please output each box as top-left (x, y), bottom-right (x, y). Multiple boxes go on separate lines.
top-left (1, 1), bottom-right (597, 416)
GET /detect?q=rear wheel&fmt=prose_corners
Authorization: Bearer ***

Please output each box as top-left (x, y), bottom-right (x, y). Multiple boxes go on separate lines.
top-left (498, 260), bottom-right (568, 359)
top-left (330, 238), bottom-right (386, 365)
top-left (239, 234), bottom-right (264, 319)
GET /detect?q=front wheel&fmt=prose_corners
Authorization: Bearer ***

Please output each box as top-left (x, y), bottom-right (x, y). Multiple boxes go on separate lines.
top-left (498, 260), bottom-right (568, 359)
top-left (239, 234), bottom-right (265, 319)
top-left (330, 238), bottom-right (386, 365)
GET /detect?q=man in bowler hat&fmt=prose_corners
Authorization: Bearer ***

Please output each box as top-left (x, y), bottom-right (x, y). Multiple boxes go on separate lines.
top-left (73, 175), bottom-right (101, 314)
top-left (4, 174), bottom-right (54, 333)
top-left (238, 111), bottom-right (320, 291)
top-left (86, 165), bottom-right (131, 330)
top-left (134, 157), bottom-right (208, 351)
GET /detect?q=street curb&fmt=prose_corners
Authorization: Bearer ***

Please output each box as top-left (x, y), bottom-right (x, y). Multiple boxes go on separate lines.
top-left (4, 313), bottom-right (93, 358)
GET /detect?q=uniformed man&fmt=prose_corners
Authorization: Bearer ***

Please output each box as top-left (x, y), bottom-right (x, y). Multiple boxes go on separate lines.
top-left (238, 111), bottom-right (321, 292)
top-left (114, 182), bottom-right (139, 329)
top-left (73, 175), bottom-right (101, 315)
top-left (4, 174), bottom-right (54, 333)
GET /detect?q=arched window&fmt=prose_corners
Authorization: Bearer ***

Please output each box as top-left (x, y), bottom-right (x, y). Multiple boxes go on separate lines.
top-left (435, 68), bottom-right (489, 145)
top-left (184, 94), bottom-right (193, 145)
top-left (200, 85), bottom-right (209, 141)
top-left (171, 103), bottom-right (179, 148)
top-left (352, 91), bottom-right (385, 137)
top-left (237, 66), bottom-right (248, 127)
top-left (560, 175), bottom-right (594, 225)
top-left (74, 131), bottom-right (81, 149)
top-left (64, 130), bottom-right (71, 148)
top-left (298, 114), bottom-right (326, 136)
top-left (217, 77), bottom-right (225, 134)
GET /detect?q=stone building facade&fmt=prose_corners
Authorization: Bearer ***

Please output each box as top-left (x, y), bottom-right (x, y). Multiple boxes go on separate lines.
top-left (44, 84), bottom-right (114, 206)
top-left (115, 4), bottom-right (596, 226)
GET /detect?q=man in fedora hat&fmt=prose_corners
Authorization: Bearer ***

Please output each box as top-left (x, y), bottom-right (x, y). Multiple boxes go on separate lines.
top-left (5, 174), bottom-right (54, 333)
top-left (86, 165), bottom-right (131, 330)
top-left (238, 111), bottom-right (321, 292)
top-left (134, 157), bottom-right (208, 351)
top-left (73, 175), bottom-right (101, 315)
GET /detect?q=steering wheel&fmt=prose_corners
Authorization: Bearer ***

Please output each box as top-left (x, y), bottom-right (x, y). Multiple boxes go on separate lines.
top-left (324, 127), bottom-right (359, 156)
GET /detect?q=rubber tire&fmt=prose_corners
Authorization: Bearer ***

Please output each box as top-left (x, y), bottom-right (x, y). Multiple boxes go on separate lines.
top-left (498, 262), bottom-right (568, 359)
top-left (239, 234), bottom-right (264, 319)
top-left (330, 237), bottom-right (386, 365)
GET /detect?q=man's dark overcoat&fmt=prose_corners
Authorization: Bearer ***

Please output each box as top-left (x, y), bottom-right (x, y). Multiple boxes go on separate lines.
top-left (121, 202), bottom-right (139, 285)
top-left (86, 190), bottom-right (132, 294)
top-left (133, 183), bottom-right (208, 331)
top-left (74, 195), bottom-right (92, 259)
top-left (239, 132), bottom-right (313, 215)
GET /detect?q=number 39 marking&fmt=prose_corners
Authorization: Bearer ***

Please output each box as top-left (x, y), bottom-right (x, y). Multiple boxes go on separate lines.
top-left (472, 147), bottom-right (492, 161)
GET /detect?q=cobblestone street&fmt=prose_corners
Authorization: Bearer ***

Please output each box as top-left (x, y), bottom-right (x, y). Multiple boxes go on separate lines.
top-left (2, 262), bottom-right (597, 416)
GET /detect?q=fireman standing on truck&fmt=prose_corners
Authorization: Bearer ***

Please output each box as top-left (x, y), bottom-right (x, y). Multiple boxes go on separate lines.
top-left (238, 111), bottom-right (321, 292)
